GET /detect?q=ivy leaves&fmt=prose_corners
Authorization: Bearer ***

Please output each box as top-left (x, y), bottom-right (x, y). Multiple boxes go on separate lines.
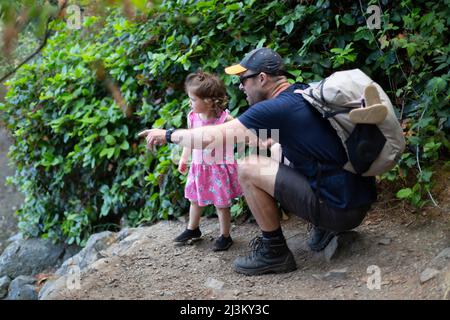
top-left (0, 0), bottom-right (448, 245)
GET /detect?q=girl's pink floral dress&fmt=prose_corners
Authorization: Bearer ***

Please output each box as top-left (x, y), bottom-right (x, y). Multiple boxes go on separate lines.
top-left (184, 110), bottom-right (242, 208)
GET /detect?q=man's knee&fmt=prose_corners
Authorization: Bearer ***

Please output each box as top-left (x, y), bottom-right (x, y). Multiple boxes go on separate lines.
top-left (238, 156), bottom-right (278, 192)
top-left (238, 155), bottom-right (272, 181)
top-left (237, 155), bottom-right (259, 183)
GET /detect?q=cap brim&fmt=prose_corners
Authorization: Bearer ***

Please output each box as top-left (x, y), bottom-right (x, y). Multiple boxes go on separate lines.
top-left (224, 64), bottom-right (247, 75)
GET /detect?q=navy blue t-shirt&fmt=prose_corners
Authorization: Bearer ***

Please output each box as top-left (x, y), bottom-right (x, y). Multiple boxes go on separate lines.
top-left (237, 83), bottom-right (377, 210)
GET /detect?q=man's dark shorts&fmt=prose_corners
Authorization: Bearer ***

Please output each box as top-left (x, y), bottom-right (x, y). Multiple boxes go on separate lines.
top-left (274, 163), bottom-right (371, 232)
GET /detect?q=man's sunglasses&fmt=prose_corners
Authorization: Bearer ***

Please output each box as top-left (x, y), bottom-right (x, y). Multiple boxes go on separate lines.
top-left (239, 72), bottom-right (260, 85)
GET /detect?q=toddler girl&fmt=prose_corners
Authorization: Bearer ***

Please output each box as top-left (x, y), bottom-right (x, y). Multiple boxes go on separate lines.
top-left (175, 71), bottom-right (242, 251)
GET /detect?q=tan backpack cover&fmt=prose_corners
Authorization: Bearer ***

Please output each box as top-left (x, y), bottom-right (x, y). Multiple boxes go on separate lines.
top-left (299, 69), bottom-right (405, 176)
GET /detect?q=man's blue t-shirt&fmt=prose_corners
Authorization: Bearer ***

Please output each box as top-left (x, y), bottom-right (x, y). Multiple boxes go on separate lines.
top-left (237, 83), bottom-right (377, 210)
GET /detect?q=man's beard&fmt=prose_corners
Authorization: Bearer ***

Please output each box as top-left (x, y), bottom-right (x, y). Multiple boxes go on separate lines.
top-left (248, 91), bottom-right (267, 106)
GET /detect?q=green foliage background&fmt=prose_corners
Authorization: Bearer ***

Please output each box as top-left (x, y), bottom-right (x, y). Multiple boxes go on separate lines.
top-left (0, 0), bottom-right (449, 245)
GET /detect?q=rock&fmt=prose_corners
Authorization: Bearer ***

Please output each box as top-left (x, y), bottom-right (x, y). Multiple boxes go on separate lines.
top-left (7, 233), bottom-right (23, 243)
top-left (429, 247), bottom-right (450, 270)
top-left (56, 231), bottom-right (117, 276)
top-left (205, 277), bottom-right (224, 290)
top-left (39, 275), bottom-right (71, 300)
top-left (420, 268), bottom-right (440, 284)
top-left (109, 229), bottom-right (149, 257)
top-left (117, 228), bottom-right (137, 242)
top-left (85, 231), bottom-right (118, 253)
top-left (322, 268), bottom-right (349, 281)
top-left (312, 274), bottom-right (322, 281)
top-left (377, 238), bottom-right (392, 245)
top-left (205, 257), bottom-right (219, 264)
top-left (88, 258), bottom-right (110, 272)
top-left (444, 270), bottom-right (450, 299)
top-left (61, 244), bottom-right (82, 263)
top-left (121, 228), bottom-right (150, 245)
top-left (0, 275), bottom-right (11, 298)
top-left (0, 238), bottom-right (65, 278)
top-left (324, 231), bottom-right (359, 262)
top-left (40, 231), bottom-right (127, 299)
top-left (324, 237), bottom-right (339, 262)
top-left (7, 275), bottom-right (38, 300)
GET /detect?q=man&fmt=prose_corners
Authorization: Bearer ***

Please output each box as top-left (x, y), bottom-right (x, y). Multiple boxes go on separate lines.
top-left (139, 47), bottom-right (377, 276)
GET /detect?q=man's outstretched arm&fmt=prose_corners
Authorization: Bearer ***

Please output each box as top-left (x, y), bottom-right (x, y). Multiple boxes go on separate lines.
top-left (138, 118), bottom-right (254, 150)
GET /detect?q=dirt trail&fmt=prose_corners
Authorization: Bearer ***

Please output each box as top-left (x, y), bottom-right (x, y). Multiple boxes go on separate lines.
top-left (48, 196), bottom-right (450, 300)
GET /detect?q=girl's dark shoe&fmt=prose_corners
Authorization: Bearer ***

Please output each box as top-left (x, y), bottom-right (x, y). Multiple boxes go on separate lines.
top-left (174, 227), bottom-right (202, 243)
top-left (213, 235), bottom-right (233, 251)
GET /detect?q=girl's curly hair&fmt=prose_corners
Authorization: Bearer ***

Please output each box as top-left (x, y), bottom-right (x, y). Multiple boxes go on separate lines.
top-left (184, 70), bottom-right (228, 118)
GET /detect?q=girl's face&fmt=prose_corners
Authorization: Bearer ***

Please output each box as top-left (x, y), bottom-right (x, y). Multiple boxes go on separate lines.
top-left (188, 91), bottom-right (212, 114)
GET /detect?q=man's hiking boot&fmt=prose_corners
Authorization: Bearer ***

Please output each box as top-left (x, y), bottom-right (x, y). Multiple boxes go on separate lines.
top-left (174, 227), bottom-right (202, 244)
top-left (234, 236), bottom-right (297, 276)
top-left (307, 226), bottom-right (336, 252)
top-left (212, 235), bottom-right (233, 252)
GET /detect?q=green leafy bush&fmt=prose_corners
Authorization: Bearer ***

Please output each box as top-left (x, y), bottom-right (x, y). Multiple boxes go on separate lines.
top-left (0, 0), bottom-right (448, 245)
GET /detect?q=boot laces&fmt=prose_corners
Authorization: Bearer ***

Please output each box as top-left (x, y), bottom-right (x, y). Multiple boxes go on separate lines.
top-left (248, 236), bottom-right (264, 258)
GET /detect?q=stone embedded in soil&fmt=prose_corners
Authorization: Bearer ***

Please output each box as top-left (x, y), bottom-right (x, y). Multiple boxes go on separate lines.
top-left (430, 247), bottom-right (450, 270)
top-left (377, 238), bottom-right (392, 245)
top-left (0, 238), bottom-right (65, 279)
top-left (420, 268), bottom-right (440, 284)
top-left (322, 268), bottom-right (349, 281)
top-left (324, 237), bottom-right (339, 261)
top-left (324, 231), bottom-right (359, 261)
top-left (205, 277), bottom-right (224, 290)
top-left (0, 275), bottom-right (11, 298)
top-left (6, 275), bottom-right (38, 300)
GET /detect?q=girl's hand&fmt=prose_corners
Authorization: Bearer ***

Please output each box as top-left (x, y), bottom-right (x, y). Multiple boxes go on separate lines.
top-left (178, 160), bottom-right (188, 174)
